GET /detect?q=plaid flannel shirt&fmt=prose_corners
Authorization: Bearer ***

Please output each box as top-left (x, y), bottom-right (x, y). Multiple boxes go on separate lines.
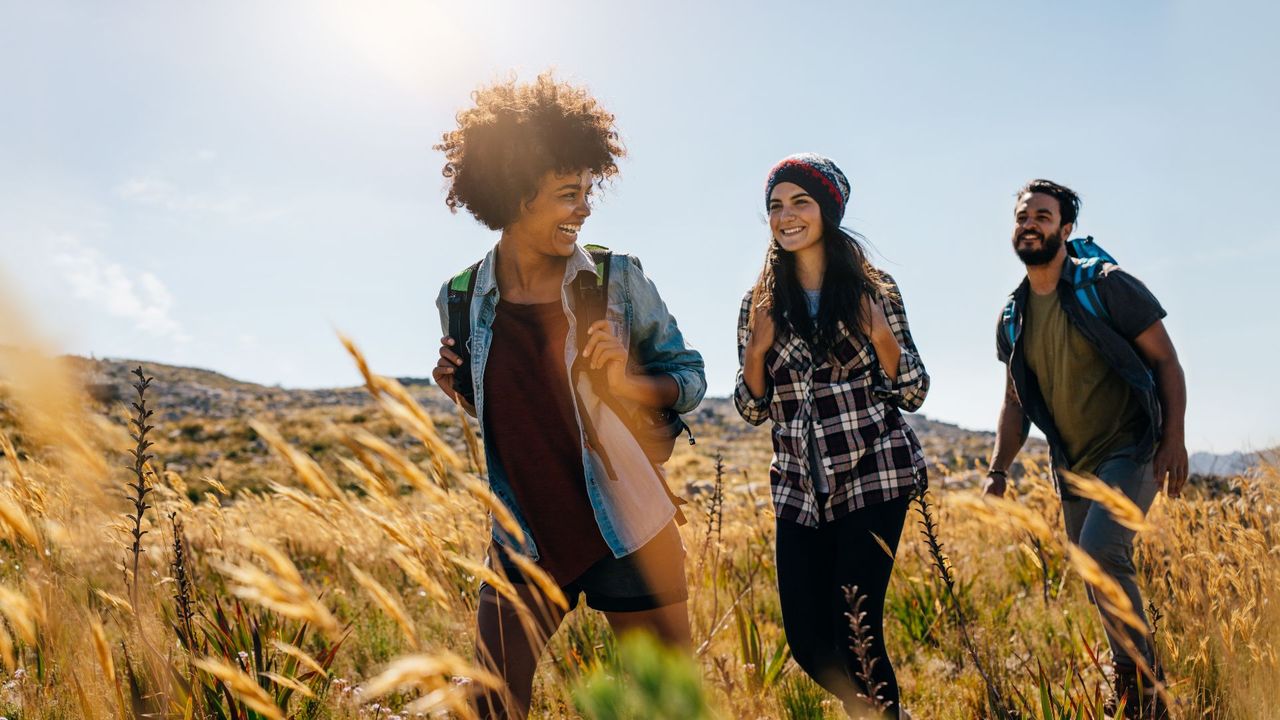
top-left (734, 273), bottom-right (929, 527)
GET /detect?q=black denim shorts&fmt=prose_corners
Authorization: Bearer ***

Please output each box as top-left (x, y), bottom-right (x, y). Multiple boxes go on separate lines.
top-left (485, 522), bottom-right (688, 613)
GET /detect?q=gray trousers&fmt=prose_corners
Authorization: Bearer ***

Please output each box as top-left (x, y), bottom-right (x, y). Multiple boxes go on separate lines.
top-left (1061, 450), bottom-right (1159, 671)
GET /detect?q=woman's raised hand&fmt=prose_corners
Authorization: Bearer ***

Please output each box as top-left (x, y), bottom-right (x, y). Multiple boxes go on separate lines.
top-left (859, 293), bottom-right (892, 342)
top-left (746, 294), bottom-right (777, 359)
top-left (582, 320), bottom-right (630, 390)
top-left (432, 335), bottom-right (464, 403)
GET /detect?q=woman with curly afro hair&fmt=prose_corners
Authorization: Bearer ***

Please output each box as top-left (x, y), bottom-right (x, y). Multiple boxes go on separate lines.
top-left (431, 73), bottom-right (706, 719)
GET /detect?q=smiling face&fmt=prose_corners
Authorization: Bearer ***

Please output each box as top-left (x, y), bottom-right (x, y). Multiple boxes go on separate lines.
top-left (505, 168), bottom-right (593, 257)
top-left (1012, 192), bottom-right (1071, 266)
top-left (769, 182), bottom-right (824, 254)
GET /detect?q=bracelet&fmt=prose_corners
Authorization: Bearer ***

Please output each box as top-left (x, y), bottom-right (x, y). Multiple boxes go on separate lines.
top-left (986, 469), bottom-right (1008, 477)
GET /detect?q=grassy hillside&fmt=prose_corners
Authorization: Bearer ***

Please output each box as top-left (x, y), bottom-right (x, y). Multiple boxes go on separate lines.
top-left (0, 350), bottom-right (1272, 719)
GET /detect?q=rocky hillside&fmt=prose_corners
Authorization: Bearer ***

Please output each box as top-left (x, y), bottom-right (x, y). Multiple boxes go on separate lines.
top-left (5, 355), bottom-right (1062, 497)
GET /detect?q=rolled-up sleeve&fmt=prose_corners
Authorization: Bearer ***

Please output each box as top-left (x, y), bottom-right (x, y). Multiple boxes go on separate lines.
top-left (872, 275), bottom-right (929, 412)
top-left (733, 291), bottom-right (771, 426)
top-left (624, 256), bottom-right (707, 414)
top-left (1098, 266), bottom-right (1167, 340)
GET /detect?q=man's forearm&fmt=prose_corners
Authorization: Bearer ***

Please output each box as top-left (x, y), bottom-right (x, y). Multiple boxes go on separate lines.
top-left (1155, 358), bottom-right (1187, 442)
top-left (990, 400), bottom-right (1028, 472)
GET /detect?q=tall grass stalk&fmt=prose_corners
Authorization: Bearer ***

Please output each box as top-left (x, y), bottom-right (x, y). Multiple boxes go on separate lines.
top-left (124, 366), bottom-right (154, 611)
top-left (843, 585), bottom-right (890, 717)
top-left (911, 487), bottom-right (1012, 717)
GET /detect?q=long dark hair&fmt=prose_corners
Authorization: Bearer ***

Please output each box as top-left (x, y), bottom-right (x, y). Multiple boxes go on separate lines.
top-left (752, 217), bottom-right (891, 356)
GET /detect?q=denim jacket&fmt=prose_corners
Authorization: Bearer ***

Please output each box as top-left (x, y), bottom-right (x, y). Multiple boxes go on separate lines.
top-left (436, 243), bottom-right (706, 560)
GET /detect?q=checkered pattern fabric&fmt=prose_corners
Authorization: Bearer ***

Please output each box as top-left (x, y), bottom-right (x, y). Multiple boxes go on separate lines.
top-left (734, 273), bottom-right (929, 527)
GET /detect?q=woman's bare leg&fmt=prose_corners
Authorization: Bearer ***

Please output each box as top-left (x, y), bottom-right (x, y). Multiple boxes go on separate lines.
top-left (474, 583), bottom-right (569, 719)
top-left (603, 601), bottom-right (692, 650)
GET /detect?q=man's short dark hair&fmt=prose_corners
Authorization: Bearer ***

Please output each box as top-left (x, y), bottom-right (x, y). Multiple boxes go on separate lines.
top-left (1018, 179), bottom-right (1081, 227)
top-left (435, 73), bottom-right (625, 231)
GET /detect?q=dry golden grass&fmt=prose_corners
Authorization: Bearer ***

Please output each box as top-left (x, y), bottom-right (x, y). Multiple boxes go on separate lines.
top-left (192, 657), bottom-right (286, 720)
top-left (0, 333), bottom-right (1273, 719)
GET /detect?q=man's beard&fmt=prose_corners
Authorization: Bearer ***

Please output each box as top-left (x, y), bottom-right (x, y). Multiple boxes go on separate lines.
top-left (1014, 226), bottom-right (1064, 266)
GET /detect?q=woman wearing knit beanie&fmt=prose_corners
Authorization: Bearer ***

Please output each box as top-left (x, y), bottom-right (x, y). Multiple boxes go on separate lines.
top-left (734, 153), bottom-right (930, 718)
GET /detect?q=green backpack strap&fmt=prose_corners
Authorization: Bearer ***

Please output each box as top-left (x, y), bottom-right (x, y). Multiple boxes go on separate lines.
top-left (446, 261), bottom-right (481, 406)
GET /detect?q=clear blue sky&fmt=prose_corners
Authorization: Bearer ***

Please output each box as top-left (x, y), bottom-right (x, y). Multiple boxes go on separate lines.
top-left (2, 1), bottom-right (1276, 453)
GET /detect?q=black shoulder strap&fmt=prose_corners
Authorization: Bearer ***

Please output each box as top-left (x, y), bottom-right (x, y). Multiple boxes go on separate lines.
top-left (446, 261), bottom-right (481, 406)
top-left (573, 245), bottom-right (612, 352)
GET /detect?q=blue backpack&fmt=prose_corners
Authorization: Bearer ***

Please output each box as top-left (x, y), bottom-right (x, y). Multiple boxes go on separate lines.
top-left (1000, 236), bottom-right (1117, 348)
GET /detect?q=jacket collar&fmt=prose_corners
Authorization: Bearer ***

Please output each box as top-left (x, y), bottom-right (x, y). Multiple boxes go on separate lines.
top-left (473, 242), bottom-right (599, 297)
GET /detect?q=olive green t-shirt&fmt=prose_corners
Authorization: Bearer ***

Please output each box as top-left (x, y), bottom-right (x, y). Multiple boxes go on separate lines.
top-left (1022, 289), bottom-right (1144, 475)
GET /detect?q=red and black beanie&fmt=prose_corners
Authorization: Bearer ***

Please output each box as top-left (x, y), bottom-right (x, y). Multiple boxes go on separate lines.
top-left (765, 153), bottom-right (851, 223)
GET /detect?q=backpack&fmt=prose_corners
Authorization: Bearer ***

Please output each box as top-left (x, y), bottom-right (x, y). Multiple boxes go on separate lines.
top-left (444, 244), bottom-right (694, 465)
top-left (1000, 236), bottom-right (1116, 348)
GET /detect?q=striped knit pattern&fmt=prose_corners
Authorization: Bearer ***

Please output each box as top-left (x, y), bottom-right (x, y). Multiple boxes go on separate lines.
top-left (765, 153), bottom-right (852, 222)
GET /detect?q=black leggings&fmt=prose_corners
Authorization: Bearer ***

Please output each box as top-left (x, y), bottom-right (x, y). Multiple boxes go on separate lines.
top-left (775, 495), bottom-right (910, 717)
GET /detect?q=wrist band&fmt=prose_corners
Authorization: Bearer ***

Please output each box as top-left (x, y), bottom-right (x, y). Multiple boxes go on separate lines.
top-left (987, 469), bottom-right (1008, 477)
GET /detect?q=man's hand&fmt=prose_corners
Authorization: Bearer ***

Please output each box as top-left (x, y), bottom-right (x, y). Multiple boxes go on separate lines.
top-left (432, 335), bottom-right (464, 403)
top-left (982, 471), bottom-right (1008, 498)
top-left (1154, 433), bottom-right (1189, 497)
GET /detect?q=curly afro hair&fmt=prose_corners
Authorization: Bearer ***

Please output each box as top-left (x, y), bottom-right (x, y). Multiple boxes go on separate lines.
top-left (435, 73), bottom-right (626, 231)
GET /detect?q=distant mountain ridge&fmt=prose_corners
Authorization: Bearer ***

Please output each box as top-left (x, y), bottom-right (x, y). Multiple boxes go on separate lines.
top-left (65, 355), bottom-right (443, 420)
top-left (1190, 450), bottom-right (1273, 477)
top-left (49, 355), bottom-right (1270, 477)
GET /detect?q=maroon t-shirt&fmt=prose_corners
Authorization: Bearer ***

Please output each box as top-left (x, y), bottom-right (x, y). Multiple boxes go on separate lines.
top-left (484, 299), bottom-right (610, 584)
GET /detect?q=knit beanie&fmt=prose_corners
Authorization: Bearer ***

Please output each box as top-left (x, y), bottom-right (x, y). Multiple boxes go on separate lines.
top-left (764, 153), bottom-right (851, 223)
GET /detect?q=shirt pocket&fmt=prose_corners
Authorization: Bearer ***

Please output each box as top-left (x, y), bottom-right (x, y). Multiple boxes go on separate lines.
top-left (827, 333), bottom-right (876, 386)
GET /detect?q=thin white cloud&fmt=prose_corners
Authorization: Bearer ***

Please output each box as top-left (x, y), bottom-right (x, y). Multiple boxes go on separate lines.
top-left (51, 236), bottom-right (190, 342)
top-left (116, 176), bottom-right (244, 215)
